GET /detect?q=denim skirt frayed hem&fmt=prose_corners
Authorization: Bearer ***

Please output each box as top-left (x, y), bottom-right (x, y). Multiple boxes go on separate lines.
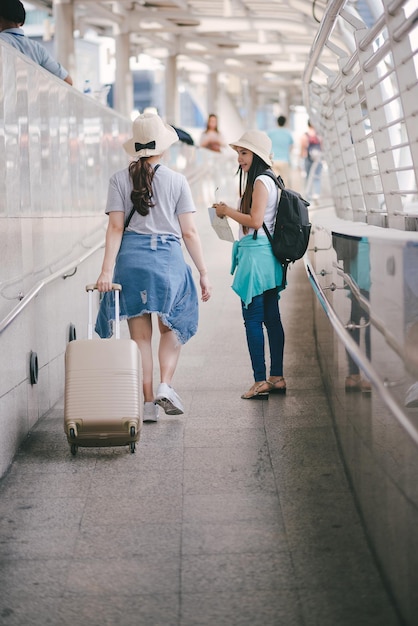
top-left (95, 232), bottom-right (199, 344)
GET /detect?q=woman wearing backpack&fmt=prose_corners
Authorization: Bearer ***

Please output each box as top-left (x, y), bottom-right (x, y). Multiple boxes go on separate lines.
top-left (213, 130), bottom-right (286, 399)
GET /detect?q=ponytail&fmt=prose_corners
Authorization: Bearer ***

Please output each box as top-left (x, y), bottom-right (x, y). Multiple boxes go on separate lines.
top-left (129, 159), bottom-right (157, 217)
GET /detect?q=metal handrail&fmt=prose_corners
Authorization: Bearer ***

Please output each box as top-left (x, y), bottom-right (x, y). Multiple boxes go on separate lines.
top-left (335, 266), bottom-right (418, 381)
top-left (304, 256), bottom-right (418, 447)
top-left (0, 239), bottom-right (104, 336)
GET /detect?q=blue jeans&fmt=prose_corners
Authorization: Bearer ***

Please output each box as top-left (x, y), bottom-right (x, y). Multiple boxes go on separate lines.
top-left (241, 289), bottom-right (285, 382)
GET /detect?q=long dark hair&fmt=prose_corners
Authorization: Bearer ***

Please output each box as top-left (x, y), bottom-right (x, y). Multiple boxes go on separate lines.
top-left (239, 154), bottom-right (272, 233)
top-left (129, 158), bottom-right (157, 216)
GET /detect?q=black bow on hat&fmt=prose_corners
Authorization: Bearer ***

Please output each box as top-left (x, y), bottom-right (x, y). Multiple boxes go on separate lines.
top-left (135, 141), bottom-right (156, 152)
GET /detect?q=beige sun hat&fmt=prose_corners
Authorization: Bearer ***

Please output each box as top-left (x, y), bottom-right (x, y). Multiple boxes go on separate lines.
top-left (123, 112), bottom-right (179, 158)
top-left (229, 130), bottom-right (273, 166)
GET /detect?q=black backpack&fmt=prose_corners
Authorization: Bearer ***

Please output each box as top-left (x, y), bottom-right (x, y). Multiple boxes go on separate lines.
top-left (257, 170), bottom-right (311, 285)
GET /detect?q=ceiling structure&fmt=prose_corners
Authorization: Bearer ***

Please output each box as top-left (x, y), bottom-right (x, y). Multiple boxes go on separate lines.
top-left (35, 0), bottom-right (340, 107)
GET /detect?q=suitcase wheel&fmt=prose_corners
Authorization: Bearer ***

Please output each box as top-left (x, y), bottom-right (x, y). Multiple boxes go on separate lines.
top-left (69, 427), bottom-right (78, 455)
top-left (130, 426), bottom-right (136, 454)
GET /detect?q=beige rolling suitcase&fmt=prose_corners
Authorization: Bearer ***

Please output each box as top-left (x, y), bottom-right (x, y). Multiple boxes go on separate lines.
top-left (64, 284), bottom-right (142, 455)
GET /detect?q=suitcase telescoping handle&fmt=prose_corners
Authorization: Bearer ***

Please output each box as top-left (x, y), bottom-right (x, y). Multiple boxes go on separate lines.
top-left (85, 283), bottom-right (122, 340)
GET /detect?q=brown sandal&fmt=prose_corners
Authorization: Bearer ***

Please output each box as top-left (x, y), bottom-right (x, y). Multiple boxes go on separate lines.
top-left (267, 376), bottom-right (286, 394)
top-left (241, 381), bottom-right (270, 400)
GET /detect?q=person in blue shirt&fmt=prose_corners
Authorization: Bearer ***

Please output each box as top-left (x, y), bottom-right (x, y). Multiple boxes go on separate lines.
top-left (213, 130), bottom-right (287, 400)
top-left (267, 115), bottom-right (294, 186)
top-left (0, 0), bottom-right (73, 85)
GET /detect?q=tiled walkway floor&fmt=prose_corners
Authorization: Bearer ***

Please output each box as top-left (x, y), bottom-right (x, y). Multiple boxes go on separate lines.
top-left (0, 211), bottom-right (401, 626)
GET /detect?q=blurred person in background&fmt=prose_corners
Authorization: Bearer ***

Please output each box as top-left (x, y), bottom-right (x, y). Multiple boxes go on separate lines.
top-left (200, 113), bottom-right (226, 153)
top-left (268, 115), bottom-right (294, 187)
top-left (300, 119), bottom-right (322, 201)
top-left (0, 0), bottom-right (73, 85)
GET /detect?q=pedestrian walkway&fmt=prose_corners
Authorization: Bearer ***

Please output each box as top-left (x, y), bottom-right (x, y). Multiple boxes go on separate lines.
top-left (0, 211), bottom-right (401, 626)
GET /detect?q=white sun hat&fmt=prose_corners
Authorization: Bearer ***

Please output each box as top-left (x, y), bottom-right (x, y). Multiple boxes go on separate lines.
top-left (229, 130), bottom-right (273, 166)
top-left (123, 112), bottom-right (179, 158)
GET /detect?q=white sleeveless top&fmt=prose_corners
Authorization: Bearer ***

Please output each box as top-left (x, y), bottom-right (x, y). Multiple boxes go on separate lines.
top-left (238, 174), bottom-right (280, 240)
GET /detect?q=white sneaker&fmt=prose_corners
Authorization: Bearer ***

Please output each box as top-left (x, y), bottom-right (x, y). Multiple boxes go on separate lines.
top-left (143, 401), bottom-right (159, 422)
top-left (154, 383), bottom-right (184, 415)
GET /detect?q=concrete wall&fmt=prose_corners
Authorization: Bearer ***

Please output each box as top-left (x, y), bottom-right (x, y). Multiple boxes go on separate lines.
top-left (0, 41), bottom-right (131, 476)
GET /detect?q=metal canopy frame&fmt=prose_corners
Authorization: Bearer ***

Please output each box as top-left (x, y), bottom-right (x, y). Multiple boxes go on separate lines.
top-left (32, 0), bottom-right (347, 105)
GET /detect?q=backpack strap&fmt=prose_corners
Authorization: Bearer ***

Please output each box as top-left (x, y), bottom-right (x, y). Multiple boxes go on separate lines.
top-left (260, 170), bottom-right (288, 288)
top-left (124, 163), bottom-right (161, 229)
top-left (261, 169), bottom-right (285, 190)
top-left (124, 207), bottom-right (136, 230)
top-left (253, 169), bottom-right (283, 242)
top-left (281, 261), bottom-right (289, 289)
top-left (260, 168), bottom-right (282, 243)
top-left (262, 222), bottom-right (273, 244)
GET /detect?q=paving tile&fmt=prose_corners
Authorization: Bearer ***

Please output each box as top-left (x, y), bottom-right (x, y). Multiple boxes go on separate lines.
top-left (182, 466), bottom-right (277, 496)
top-left (267, 426), bottom-right (345, 470)
top-left (0, 464), bottom-right (94, 499)
top-left (181, 520), bottom-right (287, 556)
top-left (180, 590), bottom-right (304, 626)
top-left (57, 593), bottom-right (180, 626)
top-left (0, 558), bottom-right (70, 600)
top-left (181, 551), bottom-right (296, 593)
top-left (299, 585), bottom-right (401, 626)
top-left (271, 461), bottom-right (349, 495)
top-left (0, 526), bottom-right (79, 559)
top-left (125, 445), bottom-right (184, 471)
top-left (183, 425), bottom-right (266, 448)
top-left (264, 392), bottom-right (332, 428)
top-left (80, 494), bottom-right (183, 527)
top-left (185, 410), bottom-right (268, 429)
top-left (88, 468), bottom-right (182, 499)
top-left (64, 555), bottom-right (180, 595)
top-left (0, 597), bottom-right (65, 626)
top-left (279, 491), bottom-right (365, 552)
top-left (291, 544), bottom-right (386, 592)
top-left (0, 497), bottom-right (86, 532)
top-left (73, 523), bottom-right (182, 559)
top-left (139, 418), bottom-right (185, 447)
top-left (183, 442), bottom-right (270, 471)
top-left (182, 493), bottom-right (283, 524)
top-left (10, 448), bottom-right (97, 472)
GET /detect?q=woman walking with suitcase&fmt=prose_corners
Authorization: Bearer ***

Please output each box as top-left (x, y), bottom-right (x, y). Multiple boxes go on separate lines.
top-left (95, 113), bottom-right (212, 421)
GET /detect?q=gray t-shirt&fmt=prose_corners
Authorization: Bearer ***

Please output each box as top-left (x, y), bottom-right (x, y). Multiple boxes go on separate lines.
top-left (106, 164), bottom-right (196, 239)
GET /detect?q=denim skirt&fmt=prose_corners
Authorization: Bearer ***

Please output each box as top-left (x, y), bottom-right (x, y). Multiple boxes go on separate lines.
top-left (95, 232), bottom-right (199, 344)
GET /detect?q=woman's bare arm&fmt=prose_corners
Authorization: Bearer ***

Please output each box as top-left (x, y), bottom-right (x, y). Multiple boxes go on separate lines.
top-left (96, 211), bottom-right (124, 292)
top-left (213, 179), bottom-right (268, 231)
top-left (178, 212), bottom-right (212, 302)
